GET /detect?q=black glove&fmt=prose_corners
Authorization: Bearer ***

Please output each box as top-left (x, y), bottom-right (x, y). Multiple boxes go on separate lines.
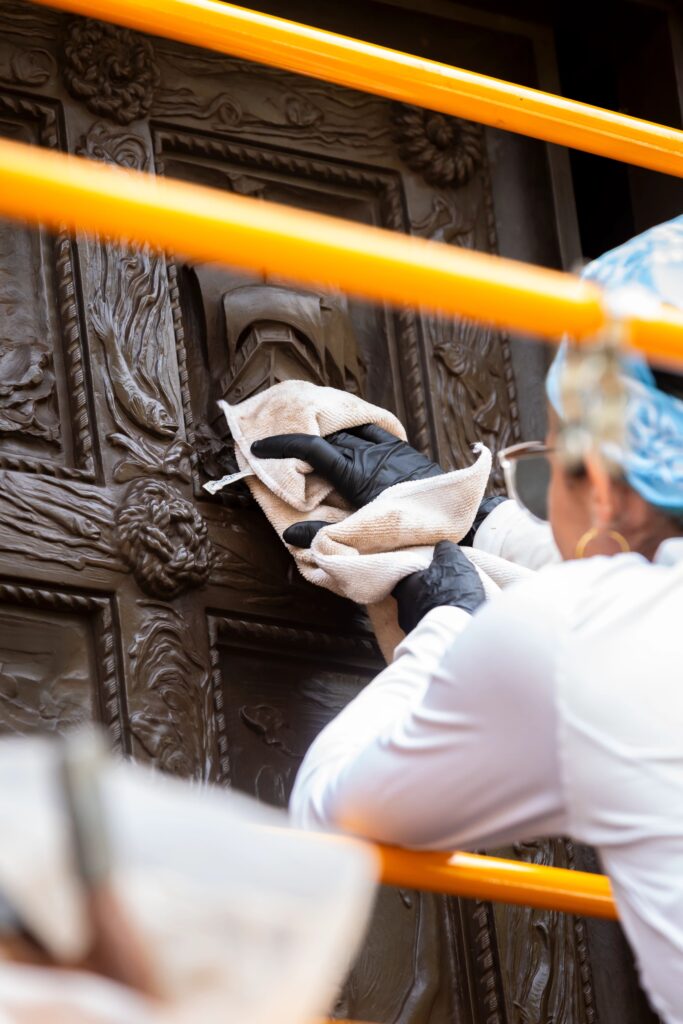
top-left (281, 520), bottom-right (333, 548)
top-left (251, 423), bottom-right (442, 508)
top-left (392, 540), bottom-right (485, 634)
top-left (280, 493), bottom-right (507, 550)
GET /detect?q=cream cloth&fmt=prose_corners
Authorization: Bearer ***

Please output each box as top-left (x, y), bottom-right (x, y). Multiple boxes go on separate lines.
top-left (0, 736), bottom-right (376, 1024)
top-left (221, 381), bottom-right (531, 659)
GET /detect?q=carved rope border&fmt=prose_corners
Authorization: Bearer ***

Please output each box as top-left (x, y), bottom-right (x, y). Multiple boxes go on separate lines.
top-left (478, 131), bottom-right (522, 448)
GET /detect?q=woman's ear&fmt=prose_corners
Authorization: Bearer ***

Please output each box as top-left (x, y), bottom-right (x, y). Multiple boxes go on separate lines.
top-left (585, 453), bottom-right (616, 529)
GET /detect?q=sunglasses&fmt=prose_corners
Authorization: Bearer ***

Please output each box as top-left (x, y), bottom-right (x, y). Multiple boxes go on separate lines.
top-left (497, 442), bottom-right (555, 523)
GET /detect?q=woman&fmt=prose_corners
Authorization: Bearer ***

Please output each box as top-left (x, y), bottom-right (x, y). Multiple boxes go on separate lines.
top-left (252, 216), bottom-right (683, 1022)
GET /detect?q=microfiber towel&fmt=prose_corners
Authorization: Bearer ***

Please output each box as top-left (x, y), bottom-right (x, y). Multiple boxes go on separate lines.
top-left (220, 381), bottom-right (531, 660)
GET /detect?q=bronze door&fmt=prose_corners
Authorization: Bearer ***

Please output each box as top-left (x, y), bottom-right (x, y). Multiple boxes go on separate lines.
top-left (0, 2), bottom-right (658, 1021)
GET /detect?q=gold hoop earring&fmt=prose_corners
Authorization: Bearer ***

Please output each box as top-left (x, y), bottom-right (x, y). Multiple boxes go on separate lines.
top-left (575, 527), bottom-right (631, 560)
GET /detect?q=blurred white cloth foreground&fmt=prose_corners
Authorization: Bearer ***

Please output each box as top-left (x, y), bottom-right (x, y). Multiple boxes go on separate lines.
top-left (0, 736), bottom-right (377, 1024)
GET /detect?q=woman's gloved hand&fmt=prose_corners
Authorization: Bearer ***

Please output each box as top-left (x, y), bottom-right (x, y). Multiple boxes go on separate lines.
top-left (252, 423), bottom-right (443, 547)
top-left (252, 424), bottom-right (505, 550)
top-left (251, 423), bottom-right (443, 507)
top-left (281, 496), bottom-right (508, 549)
top-left (392, 540), bottom-right (485, 635)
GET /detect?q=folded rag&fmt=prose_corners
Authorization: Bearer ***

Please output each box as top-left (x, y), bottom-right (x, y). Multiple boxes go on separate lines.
top-left (220, 381), bottom-right (531, 660)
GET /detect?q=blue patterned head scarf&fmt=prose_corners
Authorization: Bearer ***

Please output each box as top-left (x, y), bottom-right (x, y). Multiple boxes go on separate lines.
top-left (546, 215), bottom-right (683, 516)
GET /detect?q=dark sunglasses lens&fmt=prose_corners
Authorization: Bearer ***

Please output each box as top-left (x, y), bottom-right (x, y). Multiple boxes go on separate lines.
top-left (515, 454), bottom-right (551, 520)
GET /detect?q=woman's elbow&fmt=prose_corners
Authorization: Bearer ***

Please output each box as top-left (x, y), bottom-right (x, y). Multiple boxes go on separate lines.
top-left (291, 768), bottom-right (439, 848)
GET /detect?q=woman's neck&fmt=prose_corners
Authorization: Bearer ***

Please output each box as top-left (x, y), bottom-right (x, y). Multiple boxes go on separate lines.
top-left (632, 517), bottom-right (683, 562)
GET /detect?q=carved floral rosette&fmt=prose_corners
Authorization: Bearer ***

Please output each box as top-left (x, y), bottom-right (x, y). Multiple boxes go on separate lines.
top-left (62, 19), bottom-right (160, 125)
top-left (115, 480), bottom-right (214, 599)
top-left (392, 103), bottom-right (482, 188)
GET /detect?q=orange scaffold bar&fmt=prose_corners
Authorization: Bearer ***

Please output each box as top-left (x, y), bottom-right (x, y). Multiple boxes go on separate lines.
top-left (294, 831), bottom-right (618, 919)
top-left (377, 845), bottom-right (617, 919)
top-left (1, 137), bottom-right (683, 366)
top-left (34, 0), bottom-right (683, 178)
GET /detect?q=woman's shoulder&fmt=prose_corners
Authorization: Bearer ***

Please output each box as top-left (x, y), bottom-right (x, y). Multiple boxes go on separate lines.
top-left (506, 548), bottom-right (674, 637)
top-left (532, 549), bottom-right (650, 599)
top-left (475, 551), bottom-right (651, 639)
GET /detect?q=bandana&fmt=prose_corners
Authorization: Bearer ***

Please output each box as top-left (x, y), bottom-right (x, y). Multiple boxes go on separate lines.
top-left (546, 216), bottom-right (683, 516)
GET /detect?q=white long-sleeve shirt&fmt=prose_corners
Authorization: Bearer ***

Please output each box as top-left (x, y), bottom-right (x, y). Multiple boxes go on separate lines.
top-left (290, 502), bottom-right (683, 1023)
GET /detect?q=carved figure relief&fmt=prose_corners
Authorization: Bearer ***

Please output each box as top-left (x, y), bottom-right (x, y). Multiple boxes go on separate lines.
top-left (0, 473), bottom-right (121, 572)
top-left (128, 604), bottom-right (216, 779)
top-left (62, 19), bottom-right (160, 125)
top-left (77, 121), bottom-right (191, 482)
top-left (115, 479), bottom-right (214, 599)
top-left (0, 95), bottom-right (94, 479)
top-left (410, 162), bottom-right (520, 480)
top-left (220, 285), bottom-right (365, 405)
top-left (91, 298), bottom-right (176, 441)
top-left (88, 262), bottom-right (191, 483)
top-left (411, 194), bottom-right (477, 248)
top-left (178, 270), bottom-right (367, 494)
top-left (0, 338), bottom-right (57, 443)
top-left (428, 314), bottom-right (517, 478)
top-left (336, 891), bottom-right (449, 1024)
top-left (0, 585), bottom-right (122, 745)
top-left (87, 245), bottom-right (185, 479)
top-left (0, 216), bottom-right (59, 445)
top-left (0, 606), bottom-right (95, 735)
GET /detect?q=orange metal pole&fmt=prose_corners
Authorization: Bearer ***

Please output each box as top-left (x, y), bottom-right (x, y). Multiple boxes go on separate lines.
top-left (377, 845), bottom-right (617, 919)
top-left (1, 137), bottom-right (683, 366)
top-left (33, 0), bottom-right (683, 178)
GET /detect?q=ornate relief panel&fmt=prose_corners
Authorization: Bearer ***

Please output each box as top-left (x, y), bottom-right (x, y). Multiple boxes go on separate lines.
top-left (407, 150), bottom-right (521, 488)
top-left (153, 126), bottom-right (430, 497)
top-left (127, 601), bottom-right (219, 780)
top-left (75, 121), bottom-right (191, 489)
top-left (0, 583), bottom-right (123, 745)
top-left (0, 471), bottom-right (121, 573)
top-left (0, 93), bottom-right (95, 479)
top-left (210, 614), bottom-right (465, 1023)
